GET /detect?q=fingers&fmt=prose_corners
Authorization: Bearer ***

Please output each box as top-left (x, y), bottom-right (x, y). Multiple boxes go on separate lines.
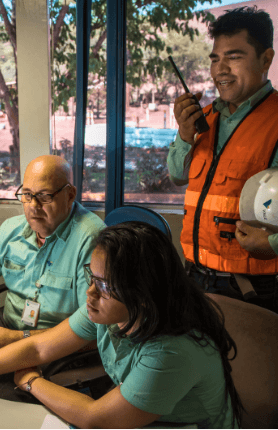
top-left (235, 228), bottom-right (246, 245)
top-left (236, 220), bottom-right (249, 233)
top-left (174, 92), bottom-right (202, 104)
top-left (174, 93), bottom-right (203, 143)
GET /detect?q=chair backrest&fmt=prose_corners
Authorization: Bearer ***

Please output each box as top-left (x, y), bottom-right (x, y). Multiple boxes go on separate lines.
top-left (104, 205), bottom-right (172, 241)
top-left (207, 293), bottom-right (278, 429)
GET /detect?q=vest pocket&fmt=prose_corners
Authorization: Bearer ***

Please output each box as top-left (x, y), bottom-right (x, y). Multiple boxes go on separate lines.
top-left (219, 237), bottom-right (249, 261)
top-left (207, 223), bottom-right (248, 261)
top-left (213, 160), bottom-right (266, 186)
top-left (188, 157), bottom-right (206, 179)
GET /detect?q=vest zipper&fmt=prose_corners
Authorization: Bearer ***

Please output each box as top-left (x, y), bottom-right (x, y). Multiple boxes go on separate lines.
top-left (214, 216), bottom-right (240, 226)
top-left (193, 152), bottom-right (220, 269)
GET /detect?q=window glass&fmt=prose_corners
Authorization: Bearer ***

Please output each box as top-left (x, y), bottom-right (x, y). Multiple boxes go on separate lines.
top-left (124, 2), bottom-right (214, 205)
top-left (50, 1), bottom-right (107, 205)
top-left (49, 1), bottom-right (76, 170)
top-left (82, 3), bottom-right (107, 204)
top-left (0, 1), bottom-right (20, 199)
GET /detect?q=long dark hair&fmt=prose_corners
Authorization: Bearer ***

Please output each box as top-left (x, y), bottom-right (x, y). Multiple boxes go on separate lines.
top-left (95, 222), bottom-right (244, 427)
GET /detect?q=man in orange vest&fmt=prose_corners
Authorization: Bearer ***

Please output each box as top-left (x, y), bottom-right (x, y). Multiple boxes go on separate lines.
top-left (167, 6), bottom-right (278, 312)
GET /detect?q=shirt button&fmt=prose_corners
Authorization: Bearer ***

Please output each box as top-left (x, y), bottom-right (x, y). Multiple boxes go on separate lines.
top-left (35, 281), bottom-right (42, 288)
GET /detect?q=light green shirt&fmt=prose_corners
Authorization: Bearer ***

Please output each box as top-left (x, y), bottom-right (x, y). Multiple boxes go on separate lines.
top-left (69, 304), bottom-right (238, 429)
top-left (167, 81), bottom-right (278, 254)
top-left (1, 202), bottom-right (105, 329)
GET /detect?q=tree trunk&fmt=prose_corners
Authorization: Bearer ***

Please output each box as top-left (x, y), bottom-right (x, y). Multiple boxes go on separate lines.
top-left (0, 1), bottom-right (69, 182)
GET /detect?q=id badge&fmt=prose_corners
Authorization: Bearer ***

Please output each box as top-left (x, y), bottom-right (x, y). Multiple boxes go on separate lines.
top-left (21, 300), bottom-right (40, 327)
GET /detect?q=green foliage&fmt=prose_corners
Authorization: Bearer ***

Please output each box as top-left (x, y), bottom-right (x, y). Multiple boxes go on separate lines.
top-left (52, 0), bottom-right (219, 111)
top-left (161, 30), bottom-right (213, 95)
top-left (0, 0), bottom-right (219, 116)
top-left (135, 146), bottom-right (172, 192)
top-left (125, 0), bottom-right (218, 86)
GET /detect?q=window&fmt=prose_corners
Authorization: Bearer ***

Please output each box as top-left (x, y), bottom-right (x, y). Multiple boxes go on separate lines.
top-left (79, 0), bottom-right (216, 209)
top-left (0, 1), bottom-right (20, 199)
top-left (82, 2), bottom-right (107, 204)
top-left (49, 1), bottom-right (76, 169)
top-left (123, 2), bottom-right (213, 205)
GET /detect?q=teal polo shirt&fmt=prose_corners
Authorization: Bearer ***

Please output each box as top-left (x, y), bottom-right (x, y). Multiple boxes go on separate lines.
top-left (167, 81), bottom-right (278, 254)
top-left (0, 202), bottom-right (105, 330)
top-left (69, 304), bottom-right (237, 429)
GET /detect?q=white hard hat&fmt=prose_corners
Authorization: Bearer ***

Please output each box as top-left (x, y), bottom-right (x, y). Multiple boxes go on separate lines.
top-left (239, 168), bottom-right (278, 233)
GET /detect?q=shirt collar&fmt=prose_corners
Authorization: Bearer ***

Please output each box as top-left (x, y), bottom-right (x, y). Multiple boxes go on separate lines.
top-left (22, 202), bottom-right (76, 242)
top-left (212, 80), bottom-right (273, 114)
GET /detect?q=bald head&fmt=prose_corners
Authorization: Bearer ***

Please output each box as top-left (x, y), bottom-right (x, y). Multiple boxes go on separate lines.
top-left (22, 155), bottom-right (77, 238)
top-left (24, 155), bottom-right (73, 186)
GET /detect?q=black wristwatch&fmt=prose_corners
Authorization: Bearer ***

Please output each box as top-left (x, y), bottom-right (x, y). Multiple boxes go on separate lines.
top-left (23, 330), bottom-right (31, 338)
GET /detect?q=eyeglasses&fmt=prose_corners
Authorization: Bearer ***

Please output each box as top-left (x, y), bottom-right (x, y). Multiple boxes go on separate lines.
top-left (84, 263), bottom-right (111, 299)
top-left (15, 183), bottom-right (71, 204)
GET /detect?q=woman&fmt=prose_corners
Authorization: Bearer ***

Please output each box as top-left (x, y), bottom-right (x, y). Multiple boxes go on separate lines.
top-left (0, 222), bottom-right (243, 428)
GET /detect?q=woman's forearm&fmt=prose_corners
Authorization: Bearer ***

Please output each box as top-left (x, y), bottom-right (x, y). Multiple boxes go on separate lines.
top-left (0, 336), bottom-right (41, 374)
top-left (29, 377), bottom-right (96, 429)
top-left (0, 319), bottom-right (90, 376)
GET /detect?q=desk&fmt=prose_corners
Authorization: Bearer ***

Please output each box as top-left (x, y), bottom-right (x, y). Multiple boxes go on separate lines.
top-left (0, 399), bottom-right (69, 429)
top-left (0, 398), bottom-right (198, 429)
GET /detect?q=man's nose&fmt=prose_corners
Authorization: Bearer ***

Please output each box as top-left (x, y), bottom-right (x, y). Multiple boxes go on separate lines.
top-left (29, 195), bottom-right (42, 208)
top-left (215, 58), bottom-right (231, 74)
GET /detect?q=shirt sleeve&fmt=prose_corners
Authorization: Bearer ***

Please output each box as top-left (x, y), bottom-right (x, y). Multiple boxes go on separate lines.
top-left (69, 303), bottom-right (97, 340)
top-left (167, 132), bottom-right (192, 183)
top-left (120, 344), bottom-right (201, 416)
top-left (268, 234), bottom-right (278, 256)
top-left (256, 145), bottom-right (278, 256)
top-left (269, 148), bottom-right (278, 168)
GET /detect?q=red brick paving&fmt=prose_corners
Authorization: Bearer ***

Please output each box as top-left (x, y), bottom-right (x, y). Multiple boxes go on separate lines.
top-left (0, 105), bottom-right (185, 203)
top-left (0, 104), bottom-right (177, 153)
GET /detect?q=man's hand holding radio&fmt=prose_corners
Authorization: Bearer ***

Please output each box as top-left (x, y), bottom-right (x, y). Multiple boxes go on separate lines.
top-left (174, 92), bottom-right (203, 144)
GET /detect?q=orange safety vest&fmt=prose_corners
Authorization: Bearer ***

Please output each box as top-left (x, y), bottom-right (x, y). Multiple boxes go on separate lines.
top-left (181, 90), bottom-right (278, 275)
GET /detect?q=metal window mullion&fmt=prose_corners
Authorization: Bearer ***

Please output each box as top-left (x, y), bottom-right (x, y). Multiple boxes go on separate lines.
top-left (105, 0), bottom-right (126, 216)
top-left (73, 0), bottom-right (92, 202)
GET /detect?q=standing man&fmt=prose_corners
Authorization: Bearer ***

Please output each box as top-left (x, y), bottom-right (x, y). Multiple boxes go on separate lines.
top-left (167, 7), bottom-right (278, 312)
top-left (0, 154), bottom-right (105, 347)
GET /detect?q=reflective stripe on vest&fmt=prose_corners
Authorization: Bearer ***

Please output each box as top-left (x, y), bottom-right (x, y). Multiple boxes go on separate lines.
top-left (184, 190), bottom-right (239, 214)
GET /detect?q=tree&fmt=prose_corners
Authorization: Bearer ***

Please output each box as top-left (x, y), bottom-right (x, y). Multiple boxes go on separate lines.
top-left (0, 0), bottom-right (219, 172)
top-left (0, 0), bottom-right (70, 173)
top-left (155, 30), bottom-right (214, 102)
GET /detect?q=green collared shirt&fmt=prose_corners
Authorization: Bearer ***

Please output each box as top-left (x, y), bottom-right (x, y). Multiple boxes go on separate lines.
top-left (167, 81), bottom-right (278, 255)
top-left (69, 304), bottom-right (237, 429)
top-left (1, 202), bottom-right (105, 330)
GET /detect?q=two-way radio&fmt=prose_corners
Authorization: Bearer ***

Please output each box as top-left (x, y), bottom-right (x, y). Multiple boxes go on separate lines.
top-left (168, 55), bottom-right (210, 134)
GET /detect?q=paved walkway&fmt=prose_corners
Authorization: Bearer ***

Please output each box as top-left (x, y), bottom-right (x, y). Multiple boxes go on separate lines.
top-left (0, 104), bottom-right (177, 152)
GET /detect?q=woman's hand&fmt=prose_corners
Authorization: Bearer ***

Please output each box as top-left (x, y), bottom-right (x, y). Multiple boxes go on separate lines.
top-left (14, 367), bottom-right (41, 391)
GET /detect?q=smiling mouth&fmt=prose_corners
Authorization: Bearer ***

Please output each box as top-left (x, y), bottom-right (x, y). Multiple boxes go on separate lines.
top-left (218, 80), bottom-right (235, 86)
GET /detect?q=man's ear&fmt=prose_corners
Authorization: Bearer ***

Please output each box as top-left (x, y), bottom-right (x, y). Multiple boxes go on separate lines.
top-left (68, 185), bottom-right (77, 204)
top-left (262, 47), bottom-right (275, 72)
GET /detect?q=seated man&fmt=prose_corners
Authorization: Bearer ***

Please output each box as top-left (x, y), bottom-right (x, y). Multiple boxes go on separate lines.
top-left (0, 154), bottom-right (105, 347)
